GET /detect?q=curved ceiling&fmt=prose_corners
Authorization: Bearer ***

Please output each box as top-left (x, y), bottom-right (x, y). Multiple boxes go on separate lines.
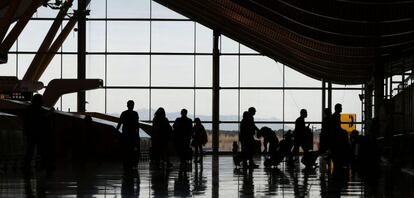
top-left (154, 0), bottom-right (414, 84)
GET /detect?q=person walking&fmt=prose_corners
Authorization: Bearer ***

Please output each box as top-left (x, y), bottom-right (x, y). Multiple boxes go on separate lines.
top-left (173, 109), bottom-right (193, 169)
top-left (116, 100), bottom-right (140, 170)
top-left (151, 107), bottom-right (173, 169)
top-left (292, 109), bottom-right (310, 161)
top-left (191, 118), bottom-right (207, 163)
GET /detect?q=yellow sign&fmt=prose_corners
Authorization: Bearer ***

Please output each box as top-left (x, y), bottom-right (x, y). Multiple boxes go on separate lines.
top-left (341, 114), bottom-right (356, 133)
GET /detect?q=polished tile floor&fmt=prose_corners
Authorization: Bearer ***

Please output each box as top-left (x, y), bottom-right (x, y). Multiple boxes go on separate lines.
top-left (1, 156), bottom-right (414, 197)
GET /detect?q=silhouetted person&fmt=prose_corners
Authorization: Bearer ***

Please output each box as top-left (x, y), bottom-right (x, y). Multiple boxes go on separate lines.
top-left (292, 109), bottom-right (310, 160)
top-left (257, 126), bottom-right (278, 154)
top-left (320, 108), bottom-right (332, 155)
top-left (22, 94), bottom-right (51, 174)
top-left (331, 103), bottom-right (351, 169)
top-left (151, 107), bottom-right (173, 169)
top-left (116, 100), bottom-right (140, 170)
top-left (239, 110), bottom-right (259, 169)
top-left (350, 130), bottom-right (360, 165)
top-left (173, 109), bottom-right (193, 168)
top-left (191, 118), bottom-right (207, 163)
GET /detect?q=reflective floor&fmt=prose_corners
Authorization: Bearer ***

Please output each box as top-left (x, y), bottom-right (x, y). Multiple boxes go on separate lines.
top-left (1, 156), bottom-right (414, 197)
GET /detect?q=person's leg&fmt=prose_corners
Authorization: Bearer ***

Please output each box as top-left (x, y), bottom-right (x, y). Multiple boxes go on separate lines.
top-left (199, 145), bottom-right (203, 162)
top-left (240, 142), bottom-right (248, 167)
top-left (194, 146), bottom-right (199, 163)
top-left (247, 140), bottom-right (258, 168)
top-left (23, 139), bottom-right (36, 172)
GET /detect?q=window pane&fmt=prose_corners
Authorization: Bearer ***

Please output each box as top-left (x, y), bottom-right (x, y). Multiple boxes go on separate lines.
top-left (240, 56), bottom-right (283, 87)
top-left (17, 54), bottom-right (35, 79)
top-left (240, 43), bottom-right (259, 54)
top-left (151, 2), bottom-right (187, 19)
top-left (151, 89), bottom-right (194, 121)
top-left (151, 21), bottom-right (194, 53)
top-left (61, 20), bottom-right (77, 52)
top-left (151, 55), bottom-right (193, 87)
top-left (196, 56), bottom-right (212, 87)
top-left (195, 90), bottom-right (212, 121)
top-left (88, 0), bottom-right (106, 18)
top-left (62, 93), bottom-right (77, 112)
top-left (107, 21), bottom-right (150, 52)
top-left (39, 54), bottom-right (61, 86)
top-left (240, 90), bottom-right (283, 122)
top-left (107, 89), bottom-right (150, 121)
top-left (107, 0), bottom-right (150, 18)
top-left (86, 88), bottom-right (105, 113)
top-left (34, 6), bottom-right (59, 18)
top-left (19, 21), bottom-right (53, 51)
top-left (86, 21), bottom-right (105, 52)
top-left (196, 23), bottom-right (212, 53)
top-left (219, 123), bottom-right (239, 152)
top-left (86, 55), bottom-right (105, 81)
top-left (220, 90), bottom-right (239, 121)
top-left (284, 90), bottom-right (322, 122)
top-left (284, 66), bottom-right (321, 87)
top-left (62, 55), bottom-right (77, 78)
top-left (220, 36), bottom-right (239, 53)
top-left (107, 55), bottom-right (149, 86)
top-left (220, 56), bottom-right (238, 87)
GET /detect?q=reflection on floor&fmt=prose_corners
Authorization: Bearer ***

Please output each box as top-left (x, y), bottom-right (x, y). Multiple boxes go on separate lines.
top-left (1, 156), bottom-right (414, 197)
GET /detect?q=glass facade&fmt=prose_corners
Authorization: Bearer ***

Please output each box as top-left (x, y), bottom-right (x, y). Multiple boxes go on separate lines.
top-left (3, 0), bottom-right (364, 151)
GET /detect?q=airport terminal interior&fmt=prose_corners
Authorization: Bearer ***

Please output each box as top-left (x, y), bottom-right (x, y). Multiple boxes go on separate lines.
top-left (1, 0), bottom-right (414, 197)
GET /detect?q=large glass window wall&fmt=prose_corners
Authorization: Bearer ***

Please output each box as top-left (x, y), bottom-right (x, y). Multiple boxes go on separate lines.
top-left (4, 0), bottom-right (364, 152)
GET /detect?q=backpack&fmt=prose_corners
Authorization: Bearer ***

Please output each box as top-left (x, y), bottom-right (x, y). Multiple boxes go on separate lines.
top-left (201, 128), bottom-right (208, 145)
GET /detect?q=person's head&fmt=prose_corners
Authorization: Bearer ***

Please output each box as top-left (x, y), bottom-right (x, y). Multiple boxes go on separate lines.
top-left (31, 94), bottom-right (43, 107)
top-left (324, 108), bottom-right (331, 117)
top-left (300, 109), bottom-right (307, 118)
top-left (194, 117), bottom-right (201, 125)
top-left (127, 100), bottom-right (134, 110)
top-left (335, 103), bottom-right (342, 113)
top-left (181, 109), bottom-right (188, 117)
top-left (155, 107), bottom-right (166, 118)
top-left (248, 107), bottom-right (256, 116)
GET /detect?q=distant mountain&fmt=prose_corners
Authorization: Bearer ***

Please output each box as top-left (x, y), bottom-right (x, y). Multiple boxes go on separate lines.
top-left (110, 108), bottom-right (290, 131)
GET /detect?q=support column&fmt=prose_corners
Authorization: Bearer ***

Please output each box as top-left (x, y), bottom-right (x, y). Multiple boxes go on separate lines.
top-left (364, 83), bottom-right (373, 135)
top-left (374, 65), bottom-right (384, 118)
top-left (212, 30), bottom-right (220, 155)
top-left (327, 82), bottom-right (332, 110)
top-left (322, 80), bottom-right (326, 120)
top-left (77, 0), bottom-right (87, 112)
